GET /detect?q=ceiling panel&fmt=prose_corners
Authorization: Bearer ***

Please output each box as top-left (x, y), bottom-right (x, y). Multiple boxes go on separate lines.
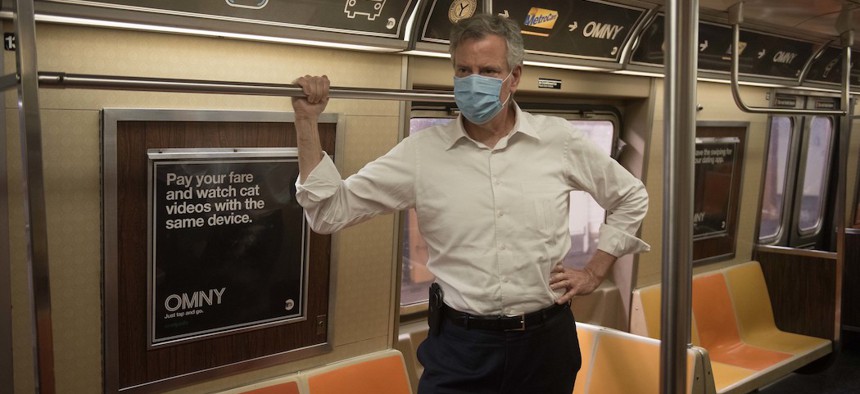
top-left (649, 0), bottom-right (860, 45)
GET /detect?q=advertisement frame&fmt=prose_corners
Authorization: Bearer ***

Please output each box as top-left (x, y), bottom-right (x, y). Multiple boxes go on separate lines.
top-left (102, 108), bottom-right (341, 393)
top-left (145, 148), bottom-right (309, 348)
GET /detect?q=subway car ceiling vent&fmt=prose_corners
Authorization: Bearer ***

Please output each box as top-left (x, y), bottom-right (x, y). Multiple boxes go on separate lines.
top-left (7, 0), bottom-right (860, 85)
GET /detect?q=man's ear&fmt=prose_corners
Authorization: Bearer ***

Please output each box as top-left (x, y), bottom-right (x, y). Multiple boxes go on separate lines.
top-left (509, 64), bottom-right (523, 93)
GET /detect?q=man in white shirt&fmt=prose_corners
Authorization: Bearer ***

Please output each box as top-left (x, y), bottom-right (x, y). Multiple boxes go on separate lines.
top-left (292, 13), bottom-right (649, 394)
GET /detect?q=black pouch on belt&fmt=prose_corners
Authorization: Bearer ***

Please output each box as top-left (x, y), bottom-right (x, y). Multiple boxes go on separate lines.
top-left (428, 282), bottom-right (444, 336)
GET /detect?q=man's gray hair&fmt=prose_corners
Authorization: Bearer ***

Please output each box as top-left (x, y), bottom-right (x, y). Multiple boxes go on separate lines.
top-left (448, 13), bottom-right (525, 70)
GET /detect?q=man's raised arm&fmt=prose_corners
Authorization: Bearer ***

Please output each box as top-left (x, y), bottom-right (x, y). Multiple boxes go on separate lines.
top-left (292, 75), bottom-right (330, 182)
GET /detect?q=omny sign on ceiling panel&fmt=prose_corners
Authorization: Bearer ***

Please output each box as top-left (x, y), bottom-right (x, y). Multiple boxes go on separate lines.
top-left (421, 0), bottom-right (645, 61)
top-left (632, 15), bottom-right (817, 80)
top-left (499, 0), bottom-right (645, 61)
top-left (39, 0), bottom-right (418, 38)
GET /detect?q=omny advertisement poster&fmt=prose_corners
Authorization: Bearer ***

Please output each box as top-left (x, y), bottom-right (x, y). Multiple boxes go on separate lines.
top-left (693, 137), bottom-right (740, 240)
top-left (147, 148), bottom-right (307, 347)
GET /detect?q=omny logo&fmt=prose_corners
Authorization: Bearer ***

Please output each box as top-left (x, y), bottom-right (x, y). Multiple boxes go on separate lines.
top-left (773, 51), bottom-right (798, 65)
top-left (524, 7), bottom-right (559, 30)
top-left (581, 21), bottom-right (625, 40)
top-left (164, 287), bottom-right (226, 317)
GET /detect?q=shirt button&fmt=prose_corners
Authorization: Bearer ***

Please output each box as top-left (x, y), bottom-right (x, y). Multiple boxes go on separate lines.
top-left (497, 210), bottom-right (504, 217)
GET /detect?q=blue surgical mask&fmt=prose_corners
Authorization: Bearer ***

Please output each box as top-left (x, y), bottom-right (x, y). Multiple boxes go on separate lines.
top-left (453, 71), bottom-right (513, 124)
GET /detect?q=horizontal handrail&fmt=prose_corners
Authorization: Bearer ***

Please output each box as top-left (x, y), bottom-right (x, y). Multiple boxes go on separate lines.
top-left (37, 72), bottom-right (456, 102)
top-left (755, 244), bottom-right (838, 260)
top-left (0, 74), bottom-right (17, 91)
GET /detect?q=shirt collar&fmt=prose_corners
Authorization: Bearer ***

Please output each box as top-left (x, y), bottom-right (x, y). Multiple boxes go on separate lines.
top-left (442, 103), bottom-right (541, 150)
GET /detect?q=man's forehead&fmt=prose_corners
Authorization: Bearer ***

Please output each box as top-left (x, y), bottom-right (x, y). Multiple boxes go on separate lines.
top-left (453, 36), bottom-right (508, 64)
top-left (458, 33), bottom-right (506, 48)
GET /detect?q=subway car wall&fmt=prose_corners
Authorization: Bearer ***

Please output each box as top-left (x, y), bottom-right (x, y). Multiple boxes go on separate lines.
top-left (3, 7), bottom-right (860, 394)
top-left (4, 20), bottom-right (409, 393)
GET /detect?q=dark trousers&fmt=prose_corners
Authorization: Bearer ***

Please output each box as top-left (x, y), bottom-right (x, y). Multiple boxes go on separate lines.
top-left (416, 307), bottom-right (581, 394)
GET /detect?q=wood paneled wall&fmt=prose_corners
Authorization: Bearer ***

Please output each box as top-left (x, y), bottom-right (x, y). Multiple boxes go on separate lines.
top-left (757, 248), bottom-right (837, 340)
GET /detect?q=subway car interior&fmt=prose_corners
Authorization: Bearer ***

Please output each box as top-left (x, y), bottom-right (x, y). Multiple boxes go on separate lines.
top-left (2, 0), bottom-right (860, 393)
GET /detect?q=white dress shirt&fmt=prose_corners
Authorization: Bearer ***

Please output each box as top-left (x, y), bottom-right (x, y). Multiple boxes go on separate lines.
top-left (296, 104), bottom-right (649, 316)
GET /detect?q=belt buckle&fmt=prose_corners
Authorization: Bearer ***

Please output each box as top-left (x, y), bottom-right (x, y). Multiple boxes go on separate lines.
top-left (505, 314), bottom-right (526, 331)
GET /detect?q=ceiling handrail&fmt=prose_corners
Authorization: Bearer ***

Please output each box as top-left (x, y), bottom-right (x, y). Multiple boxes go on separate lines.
top-left (729, 2), bottom-right (847, 116)
top-left (797, 40), bottom-right (834, 86)
top-left (620, 7), bottom-right (660, 67)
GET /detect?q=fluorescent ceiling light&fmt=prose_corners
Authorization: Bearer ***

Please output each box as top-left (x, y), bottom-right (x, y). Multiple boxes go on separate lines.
top-left (612, 69), bottom-right (665, 78)
top-left (523, 60), bottom-right (612, 72)
top-left (401, 49), bottom-right (450, 58)
top-left (34, 14), bottom-right (404, 52)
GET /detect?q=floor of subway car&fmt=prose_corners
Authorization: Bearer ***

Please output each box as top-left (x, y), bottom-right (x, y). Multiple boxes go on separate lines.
top-left (757, 333), bottom-right (860, 394)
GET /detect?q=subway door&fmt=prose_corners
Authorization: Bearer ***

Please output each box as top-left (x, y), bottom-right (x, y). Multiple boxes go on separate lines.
top-left (759, 94), bottom-right (804, 246)
top-left (759, 94), bottom-right (838, 249)
top-left (788, 96), bottom-right (839, 249)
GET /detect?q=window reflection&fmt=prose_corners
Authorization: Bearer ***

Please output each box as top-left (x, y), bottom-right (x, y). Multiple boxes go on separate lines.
top-left (759, 117), bottom-right (792, 242)
top-left (797, 116), bottom-right (832, 233)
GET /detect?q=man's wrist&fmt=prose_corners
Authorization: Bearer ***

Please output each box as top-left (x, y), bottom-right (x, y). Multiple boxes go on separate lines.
top-left (583, 266), bottom-right (600, 286)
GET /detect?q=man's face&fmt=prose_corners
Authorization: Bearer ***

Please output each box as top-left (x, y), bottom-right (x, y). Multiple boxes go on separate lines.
top-left (453, 34), bottom-right (520, 97)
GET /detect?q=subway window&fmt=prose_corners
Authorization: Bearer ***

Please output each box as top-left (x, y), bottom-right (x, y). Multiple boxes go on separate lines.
top-left (757, 101), bottom-right (837, 248)
top-left (400, 116), bottom-right (617, 309)
top-left (563, 120), bottom-right (614, 269)
top-left (401, 117), bottom-right (453, 307)
top-left (797, 116), bottom-right (833, 234)
top-left (759, 116), bottom-right (793, 243)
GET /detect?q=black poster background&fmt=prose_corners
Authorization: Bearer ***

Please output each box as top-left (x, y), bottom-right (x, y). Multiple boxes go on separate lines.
top-left (420, 0), bottom-right (643, 60)
top-left (693, 140), bottom-right (738, 240)
top-left (421, 0), bottom-right (485, 43)
top-left (150, 157), bottom-right (306, 346)
top-left (44, 0), bottom-right (417, 38)
top-left (806, 46), bottom-right (860, 85)
top-left (633, 16), bottom-right (815, 79)
top-left (496, 0), bottom-right (643, 60)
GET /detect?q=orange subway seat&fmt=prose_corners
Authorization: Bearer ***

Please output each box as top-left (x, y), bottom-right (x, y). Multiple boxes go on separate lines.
top-left (708, 361), bottom-right (756, 393)
top-left (724, 261), bottom-right (831, 355)
top-left (631, 283), bottom-right (701, 345)
top-left (691, 273), bottom-right (791, 371)
top-left (585, 326), bottom-right (700, 394)
top-left (587, 332), bottom-right (661, 394)
top-left (305, 350), bottom-right (412, 394)
top-left (573, 323), bottom-right (599, 394)
top-left (239, 381), bottom-right (301, 394)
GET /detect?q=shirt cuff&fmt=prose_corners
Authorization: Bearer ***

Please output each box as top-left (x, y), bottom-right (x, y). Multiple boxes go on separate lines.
top-left (295, 153), bottom-right (341, 206)
top-left (597, 224), bottom-right (651, 257)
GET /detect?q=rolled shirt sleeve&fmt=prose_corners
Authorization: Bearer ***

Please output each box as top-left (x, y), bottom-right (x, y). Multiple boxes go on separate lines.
top-left (565, 129), bottom-right (650, 258)
top-left (295, 142), bottom-right (416, 234)
top-left (296, 153), bottom-right (341, 206)
top-left (596, 183), bottom-right (650, 257)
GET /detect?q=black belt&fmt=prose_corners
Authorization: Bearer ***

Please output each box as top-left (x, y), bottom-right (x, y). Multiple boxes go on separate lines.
top-left (442, 302), bottom-right (569, 331)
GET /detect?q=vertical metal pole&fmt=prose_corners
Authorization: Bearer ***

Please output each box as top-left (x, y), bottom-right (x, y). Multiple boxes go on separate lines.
top-left (660, 0), bottom-right (696, 393)
top-left (0, 39), bottom-right (13, 394)
top-left (834, 31), bottom-right (853, 343)
top-left (13, 0), bottom-right (56, 392)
